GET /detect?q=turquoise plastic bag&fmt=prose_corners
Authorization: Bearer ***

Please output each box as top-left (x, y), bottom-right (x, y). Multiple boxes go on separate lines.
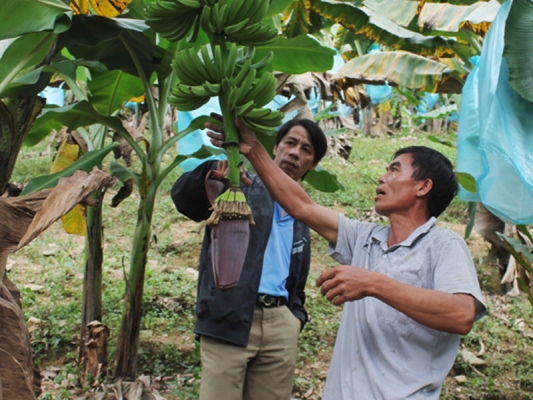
top-left (457, 0), bottom-right (533, 225)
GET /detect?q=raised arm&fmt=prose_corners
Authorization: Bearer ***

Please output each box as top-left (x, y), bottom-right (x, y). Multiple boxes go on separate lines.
top-left (205, 117), bottom-right (340, 245)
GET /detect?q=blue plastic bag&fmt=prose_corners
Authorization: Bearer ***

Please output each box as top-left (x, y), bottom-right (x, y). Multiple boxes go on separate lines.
top-left (457, 0), bottom-right (533, 225)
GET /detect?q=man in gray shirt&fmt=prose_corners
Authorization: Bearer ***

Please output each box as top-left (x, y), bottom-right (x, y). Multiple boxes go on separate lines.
top-left (205, 118), bottom-right (487, 399)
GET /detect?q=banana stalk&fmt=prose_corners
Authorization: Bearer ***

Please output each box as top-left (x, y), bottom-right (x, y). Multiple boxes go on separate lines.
top-left (206, 96), bottom-right (254, 290)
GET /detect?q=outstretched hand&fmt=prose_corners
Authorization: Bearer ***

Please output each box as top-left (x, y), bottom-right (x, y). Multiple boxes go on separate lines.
top-left (204, 113), bottom-right (259, 156)
top-left (204, 114), bottom-right (253, 186)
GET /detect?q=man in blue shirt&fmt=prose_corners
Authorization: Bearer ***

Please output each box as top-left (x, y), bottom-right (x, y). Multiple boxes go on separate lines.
top-left (171, 118), bottom-right (328, 400)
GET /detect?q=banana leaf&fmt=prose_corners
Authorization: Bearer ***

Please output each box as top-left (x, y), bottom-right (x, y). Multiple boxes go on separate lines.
top-left (70, 0), bottom-right (134, 18)
top-left (21, 142), bottom-right (119, 195)
top-left (88, 70), bottom-right (144, 115)
top-left (25, 100), bottom-right (132, 147)
top-left (418, 0), bottom-right (500, 36)
top-left (0, 33), bottom-right (56, 97)
top-left (311, 0), bottom-right (471, 58)
top-left (332, 51), bottom-right (465, 93)
top-left (304, 166), bottom-right (343, 193)
top-left (255, 35), bottom-right (336, 74)
top-left (0, 0), bottom-right (72, 40)
top-left (496, 232), bottom-right (533, 305)
top-left (58, 15), bottom-right (172, 80)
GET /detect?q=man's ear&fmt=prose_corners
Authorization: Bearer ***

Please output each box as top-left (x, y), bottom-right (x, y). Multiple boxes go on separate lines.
top-left (416, 179), bottom-right (433, 197)
top-left (273, 145), bottom-right (278, 156)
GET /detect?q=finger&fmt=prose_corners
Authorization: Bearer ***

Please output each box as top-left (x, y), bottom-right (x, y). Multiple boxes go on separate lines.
top-left (204, 122), bottom-right (224, 134)
top-left (210, 112), bottom-right (223, 122)
top-left (207, 131), bottom-right (225, 148)
top-left (332, 294), bottom-right (347, 306)
top-left (316, 268), bottom-right (337, 287)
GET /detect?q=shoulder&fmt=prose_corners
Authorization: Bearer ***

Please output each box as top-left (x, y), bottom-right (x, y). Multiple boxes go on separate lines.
top-left (339, 214), bottom-right (384, 235)
top-left (430, 225), bottom-right (466, 242)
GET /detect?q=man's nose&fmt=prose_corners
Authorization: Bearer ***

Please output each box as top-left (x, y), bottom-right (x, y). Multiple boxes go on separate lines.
top-left (289, 147), bottom-right (300, 158)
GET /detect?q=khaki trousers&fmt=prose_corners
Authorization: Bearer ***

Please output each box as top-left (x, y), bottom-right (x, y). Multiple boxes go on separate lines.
top-left (199, 305), bottom-right (301, 400)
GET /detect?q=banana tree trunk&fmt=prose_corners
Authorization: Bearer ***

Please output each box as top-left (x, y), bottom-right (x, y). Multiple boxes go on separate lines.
top-left (114, 190), bottom-right (154, 379)
top-left (0, 96), bottom-right (45, 398)
top-left (0, 97), bottom-right (45, 194)
top-left (79, 194), bottom-right (105, 371)
top-left (0, 255), bottom-right (41, 399)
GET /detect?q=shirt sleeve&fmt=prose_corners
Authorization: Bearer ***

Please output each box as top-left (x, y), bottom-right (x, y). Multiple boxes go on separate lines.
top-left (433, 233), bottom-right (487, 321)
top-left (328, 214), bottom-right (381, 266)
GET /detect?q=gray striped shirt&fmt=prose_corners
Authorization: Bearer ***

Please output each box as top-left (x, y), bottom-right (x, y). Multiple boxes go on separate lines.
top-left (323, 215), bottom-right (486, 400)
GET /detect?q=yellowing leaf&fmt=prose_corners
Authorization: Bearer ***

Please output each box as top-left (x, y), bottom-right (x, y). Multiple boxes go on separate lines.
top-left (69, 0), bottom-right (132, 17)
top-left (49, 140), bottom-right (86, 236)
top-left (50, 140), bottom-right (80, 174)
top-left (70, 0), bottom-right (88, 14)
top-left (61, 204), bottom-right (87, 236)
top-left (128, 94), bottom-right (145, 103)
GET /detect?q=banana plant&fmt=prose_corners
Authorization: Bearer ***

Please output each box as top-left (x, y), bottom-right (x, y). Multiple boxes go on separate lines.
top-left (53, 9), bottom-right (216, 378)
top-left (301, 0), bottom-right (501, 94)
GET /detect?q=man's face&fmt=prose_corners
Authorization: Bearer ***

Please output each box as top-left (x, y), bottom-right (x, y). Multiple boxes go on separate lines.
top-left (273, 125), bottom-right (318, 181)
top-left (374, 153), bottom-right (423, 217)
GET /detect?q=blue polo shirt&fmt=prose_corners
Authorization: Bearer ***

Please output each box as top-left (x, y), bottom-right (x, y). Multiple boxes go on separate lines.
top-left (258, 202), bottom-right (294, 299)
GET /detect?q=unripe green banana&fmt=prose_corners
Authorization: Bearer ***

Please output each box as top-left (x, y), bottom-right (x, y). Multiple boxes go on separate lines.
top-left (212, 3), bottom-right (230, 34)
top-left (231, 58), bottom-right (253, 87)
top-left (240, 71), bottom-right (277, 108)
top-left (199, 4), bottom-right (214, 33)
top-left (223, 18), bottom-right (250, 36)
top-left (175, 0), bottom-right (202, 8)
top-left (242, 107), bottom-right (271, 119)
top-left (144, 0), bottom-right (202, 41)
top-left (233, 67), bottom-right (257, 106)
top-left (202, 81), bottom-right (221, 96)
top-left (225, 42), bottom-right (238, 80)
top-left (173, 50), bottom-right (205, 86)
top-left (234, 100), bottom-right (256, 116)
top-left (246, 0), bottom-right (270, 24)
top-left (251, 51), bottom-right (274, 71)
top-left (213, 44), bottom-right (226, 79)
top-left (200, 45), bottom-right (219, 82)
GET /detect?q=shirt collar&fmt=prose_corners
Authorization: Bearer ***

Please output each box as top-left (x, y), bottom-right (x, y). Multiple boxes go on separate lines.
top-left (371, 217), bottom-right (437, 252)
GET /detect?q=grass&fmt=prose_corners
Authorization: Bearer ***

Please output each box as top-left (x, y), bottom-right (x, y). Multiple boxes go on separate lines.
top-left (8, 128), bottom-right (533, 399)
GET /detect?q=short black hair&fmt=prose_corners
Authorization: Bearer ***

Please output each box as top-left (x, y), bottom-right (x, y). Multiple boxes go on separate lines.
top-left (276, 119), bottom-right (328, 164)
top-left (394, 146), bottom-right (458, 218)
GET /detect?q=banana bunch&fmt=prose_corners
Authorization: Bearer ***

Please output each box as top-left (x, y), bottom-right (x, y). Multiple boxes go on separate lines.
top-left (199, 0), bottom-right (278, 46)
top-left (169, 40), bottom-right (283, 134)
top-left (168, 42), bottom-right (236, 111)
top-left (229, 62), bottom-right (284, 135)
top-left (144, 0), bottom-right (206, 42)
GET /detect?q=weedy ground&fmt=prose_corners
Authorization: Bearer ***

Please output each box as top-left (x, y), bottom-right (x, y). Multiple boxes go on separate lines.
top-left (9, 129), bottom-right (533, 399)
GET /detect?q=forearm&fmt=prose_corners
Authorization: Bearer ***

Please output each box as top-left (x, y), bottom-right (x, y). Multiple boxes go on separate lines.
top-left (246, 142), bottom-right (313, 219)
top-left (370, 273), bottom-right (476, 335)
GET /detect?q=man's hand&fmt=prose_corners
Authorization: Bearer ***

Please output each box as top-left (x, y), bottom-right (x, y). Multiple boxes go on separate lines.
top-left (204, 114), bottom-right (253, 186)
top-left (210, 160), bottom-right (252, 186)
top-left (204, 113), bottom-right (259, 156)
top-left (316, 266), bottom-right (374, 306)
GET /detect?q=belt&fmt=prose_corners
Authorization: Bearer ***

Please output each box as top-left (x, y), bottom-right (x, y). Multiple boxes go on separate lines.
top-left (257, 294), bottom-right (287, 308)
